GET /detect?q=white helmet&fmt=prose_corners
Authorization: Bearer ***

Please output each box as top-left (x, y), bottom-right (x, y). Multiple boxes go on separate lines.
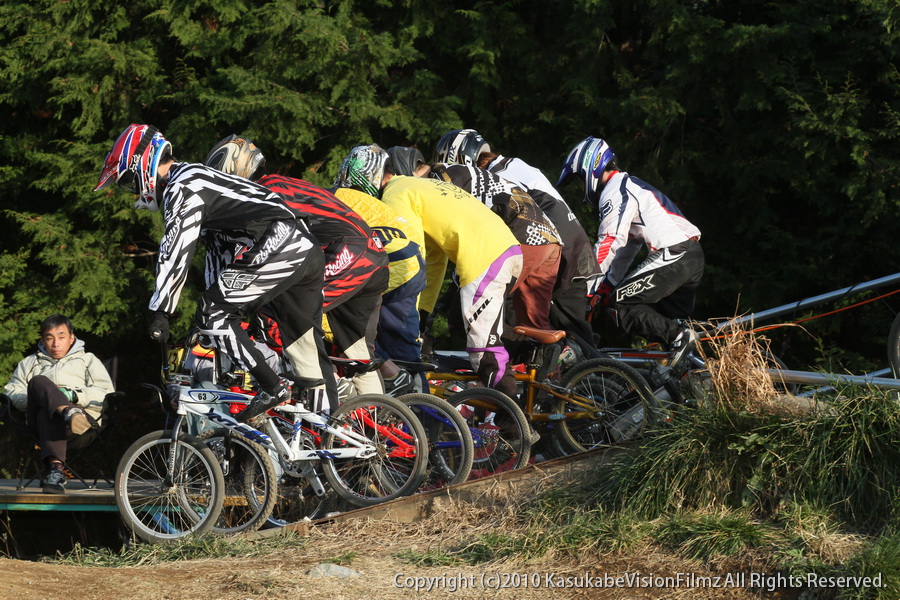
top-left (333, 144), bottom-right (390, 197)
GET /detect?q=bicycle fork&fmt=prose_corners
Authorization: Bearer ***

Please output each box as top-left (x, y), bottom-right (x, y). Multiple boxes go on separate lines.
top-left (164, 414), bottom-right (187, 488)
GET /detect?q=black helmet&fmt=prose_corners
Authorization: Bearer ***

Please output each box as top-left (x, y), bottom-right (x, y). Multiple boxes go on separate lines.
top-left (386, 146), bottom-right (427, 177)
top-left (204, 134), bottom-right (266, 180)
top-left (433, 129), bottom-right (490, 166)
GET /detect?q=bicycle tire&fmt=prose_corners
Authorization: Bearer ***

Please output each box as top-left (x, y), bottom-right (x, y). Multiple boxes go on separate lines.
top-left (115, 430), bottom-right (225, 544)
top-left (399, 392), bottom-right (475, 490)
top-left (197, 429), bottom-right (278, 535)
top-left (266, 477), bottom-right (349, 527)
top-left (446, 387), bottom-right (531, 478)
top-left (320, 394), bottom-right (429, 507)
top-left (551, 358), bottom-right (658, 455)
top-left (889, 311), bottom-right (900, 378)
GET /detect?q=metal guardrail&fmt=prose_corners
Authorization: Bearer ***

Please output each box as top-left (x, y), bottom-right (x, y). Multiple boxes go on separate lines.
top-left (718, 272), bottom-right (900, 329)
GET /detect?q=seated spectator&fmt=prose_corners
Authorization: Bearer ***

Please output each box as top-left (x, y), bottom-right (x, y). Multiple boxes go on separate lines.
top-left (2, 315), bottom-right (114, 494)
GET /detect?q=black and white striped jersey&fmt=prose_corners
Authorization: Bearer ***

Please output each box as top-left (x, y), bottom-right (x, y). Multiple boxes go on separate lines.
top-left (148, 162), bottom-right (301, 314)
top-left (486, 155), bottom-right (601, 281)
top-left (430, 163), bottom-right (562, 248)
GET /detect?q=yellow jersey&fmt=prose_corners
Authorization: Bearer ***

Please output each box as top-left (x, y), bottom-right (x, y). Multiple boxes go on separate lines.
top-left (334, 187), bottom-right (423, 295)
top-left (380, 176), bottom-right (518, 312)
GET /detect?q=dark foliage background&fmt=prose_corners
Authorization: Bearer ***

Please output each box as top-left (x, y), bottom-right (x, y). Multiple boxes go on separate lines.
top-left (1, 0), bottom-right (898, 404)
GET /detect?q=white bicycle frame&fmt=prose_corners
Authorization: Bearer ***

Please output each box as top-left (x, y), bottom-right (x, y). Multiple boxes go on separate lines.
top-left (162, 382), bottom-right (379, 488)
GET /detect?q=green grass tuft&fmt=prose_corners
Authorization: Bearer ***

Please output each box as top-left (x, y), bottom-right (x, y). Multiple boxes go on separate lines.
top-left (653, 510), bottom-right (779, 561)
top-left (52, 531), bottom-right (310, 567)
top-left (585, 385), bottom-right (900, 529)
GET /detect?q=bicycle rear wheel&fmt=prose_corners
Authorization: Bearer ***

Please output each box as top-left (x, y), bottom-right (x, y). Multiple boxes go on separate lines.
top-left (198, 429), bottom-right (277, 535)
top-left (551, 358), bottom-right (658, 455)
top-left (399, 393), bottom-right (474, 490)
top-left (321, 394), bottom-right (429, 507)
top-left (115, 430), bottom-right (225, 544)
top-left (446, 387), bottom-right (531, 478)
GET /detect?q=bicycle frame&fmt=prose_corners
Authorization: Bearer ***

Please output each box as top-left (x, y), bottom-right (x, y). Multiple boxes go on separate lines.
top-left (164, 383), bottom-right (380, 469)
top-left (427, 366), bottom-right (604, 423)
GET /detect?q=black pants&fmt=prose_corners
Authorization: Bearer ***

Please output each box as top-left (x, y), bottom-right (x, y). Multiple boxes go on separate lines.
top-left (550, 276), bottom-right (604, 358)
top-left (326, 262), bottom-right (390, 395)
top-left (612, 239), bottom-right (705, 345)
top-left (200, 221), bottom-right (334, 405)
top-left (25, 376), bottom-right (82, 463)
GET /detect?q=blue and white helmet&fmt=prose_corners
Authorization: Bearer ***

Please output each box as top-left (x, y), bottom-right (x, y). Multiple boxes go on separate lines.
top-left (557, 136), bottom-right (615, 204)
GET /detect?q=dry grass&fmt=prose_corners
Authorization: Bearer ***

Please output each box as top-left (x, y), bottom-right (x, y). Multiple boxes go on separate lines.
top-left (698, 320), bottom-right (809, 417)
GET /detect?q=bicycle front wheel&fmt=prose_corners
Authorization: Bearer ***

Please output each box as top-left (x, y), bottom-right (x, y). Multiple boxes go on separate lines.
top-left (115, 430), bottom-right (225, 544)
top-left (198, 429), bottom-right (278, 535)
top-left (321, 394), bottom-right (429, 507)
top-left (551, 358), bottom-right (657, 455)
top-left (447, 387), bottom-right (531, 478)
top-left (399, 393), bottom-right (474, 490)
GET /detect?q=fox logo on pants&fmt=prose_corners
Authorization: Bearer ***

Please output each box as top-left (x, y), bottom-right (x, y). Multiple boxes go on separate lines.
top-left (616, 275), bottom-right (655, 301)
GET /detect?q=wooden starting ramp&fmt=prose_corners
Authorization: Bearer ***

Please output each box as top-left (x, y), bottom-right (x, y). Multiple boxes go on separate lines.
top-left (0, 479), bottom-right (117, 512)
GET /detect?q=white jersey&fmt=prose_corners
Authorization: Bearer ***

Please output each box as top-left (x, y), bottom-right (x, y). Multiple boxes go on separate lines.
top-left (597, 171), bottom-right (701, 286)
top-left (487, 155), bottom-right (600, 281)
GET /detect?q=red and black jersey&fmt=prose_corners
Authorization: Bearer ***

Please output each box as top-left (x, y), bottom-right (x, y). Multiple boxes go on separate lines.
top-left (258, 175), bottom-right (372, 244)
top-left (259, 174), bottom-right (388, 309)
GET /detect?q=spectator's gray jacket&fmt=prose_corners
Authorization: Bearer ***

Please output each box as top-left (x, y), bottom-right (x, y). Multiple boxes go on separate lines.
top-left (2, 339), bottom-right (113, 421)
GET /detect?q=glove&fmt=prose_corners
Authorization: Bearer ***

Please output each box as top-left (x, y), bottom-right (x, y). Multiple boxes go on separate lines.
top-left (588, 283), bottom-right (614, 312)
top-left (148, 311), bottom-right (170, 343)
top-left (58, 387), bottom-right (77, 403)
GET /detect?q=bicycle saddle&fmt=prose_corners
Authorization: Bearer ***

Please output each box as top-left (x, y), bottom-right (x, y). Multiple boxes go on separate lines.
top-left (512, 326), bottom-right (566, 344)
top-left (392, 359), bottom-right (438, 373)
top-left (329, 356), bottom-right (384, 376)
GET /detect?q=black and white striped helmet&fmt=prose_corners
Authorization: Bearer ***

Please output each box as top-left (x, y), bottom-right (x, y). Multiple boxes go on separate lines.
top-left (433, 129), bottom-right (490, 166)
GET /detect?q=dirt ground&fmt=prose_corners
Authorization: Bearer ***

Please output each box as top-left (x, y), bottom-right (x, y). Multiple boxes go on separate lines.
top-left (0, 475), bottom-right (806, 600)
top-left (0, 521), bottom-right (805, 600)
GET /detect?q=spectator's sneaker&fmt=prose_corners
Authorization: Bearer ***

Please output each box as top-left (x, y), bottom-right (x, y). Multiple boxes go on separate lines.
top-left (43, 463), bottom-right (67, 494)
top-left (63, 406), bottom-right (91, 435)
top-left (668, 327), bottom-right (700, 368)
top-left (383, 370), bottom-right (415, 397)
top-left (237, 380), bottom-right (291, 423)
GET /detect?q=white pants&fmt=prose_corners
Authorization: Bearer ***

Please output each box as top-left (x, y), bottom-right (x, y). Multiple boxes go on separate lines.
top-left (460, 245), bottom-right (523, 383)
